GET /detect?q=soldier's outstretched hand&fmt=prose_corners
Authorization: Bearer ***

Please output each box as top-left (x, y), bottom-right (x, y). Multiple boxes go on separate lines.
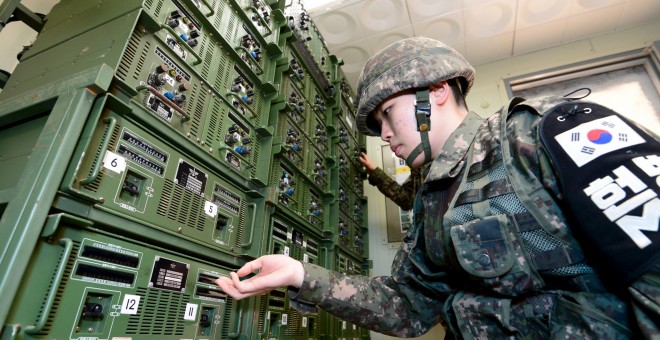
top-left (215, 254), bottom-right (305, 300)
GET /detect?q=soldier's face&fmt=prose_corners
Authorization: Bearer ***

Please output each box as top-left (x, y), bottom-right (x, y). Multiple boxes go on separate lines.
top-left (373, 82), bottom-right (462, 168)
top-left (373, 91), bottom-right (425, 166)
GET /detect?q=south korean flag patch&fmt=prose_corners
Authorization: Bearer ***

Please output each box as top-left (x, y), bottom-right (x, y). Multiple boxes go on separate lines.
top-left (539, 101), bottom-right (659, 287)
top-left (554, 115), bottom-right (646, 167)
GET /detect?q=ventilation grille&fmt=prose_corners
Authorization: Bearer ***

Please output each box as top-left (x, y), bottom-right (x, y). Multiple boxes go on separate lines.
top-left (214, 52), bottom-right (230, 90)
top-left (228, 19), bottom-right (240, 47)
top-left (203, 100), bottom-right (223, 147)
top-left (154, 0), bottom-right (163, 18)
top-left (236, 91), bottom-right (263, 180)
top-left (117, 30), bottom-right (140, 81)
top-left (218, 0), bottom-right (230, 18)
top-left (157, 179), bottom-right (206, 231)
top-left (257, 296), bottom-right (267, 333)
top-left (190, 83), bottom-right (205, 138)
top-left (125, 287), bottom-right (187, 335)
top-left (134, 36), bottom-right (149, 81)
top-left (235, 199), bottom-right (246, 247)
top-left (35, 241), bottom-right (79, 335)
top-left (221, 297), bottom-right (234, 338)
top-left (290, 244), bottom-right (303, 261)
top-left (284, 310), bottom-right (303, 336)
top-left (214, 8), bottom-right (223, 31)
top-left (201, 36), bottom-right (211, 76)
top-left (117, 28), bottom-right (149, 82)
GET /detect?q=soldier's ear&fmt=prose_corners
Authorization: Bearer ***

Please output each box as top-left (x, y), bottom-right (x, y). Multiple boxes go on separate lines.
top-left (429, 81), bottom-right (451, 107)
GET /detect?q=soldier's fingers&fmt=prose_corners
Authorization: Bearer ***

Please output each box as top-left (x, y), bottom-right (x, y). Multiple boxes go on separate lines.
top-left (230, 271), bottom-right (277, 294)
top-left (252, 288), bottom-right (271, 296)
top-left (230, 271), bottom-right (260, 294)
top-left (235, 258), bottom-right (264, 277)
top-left (219, 276), bottom-right (266, 300)
top-left (215, 276), bottom-right (246, 300)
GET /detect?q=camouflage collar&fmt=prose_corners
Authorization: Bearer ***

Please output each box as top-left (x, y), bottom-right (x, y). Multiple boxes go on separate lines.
top-left (425, 111), bottom-right (484, 182)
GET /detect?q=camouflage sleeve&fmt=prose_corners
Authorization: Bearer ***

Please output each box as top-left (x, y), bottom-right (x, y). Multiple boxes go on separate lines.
top-left (289, 227), bottom-right (453, 337)
top-left (628, 259), bottom-right (660, 338)
top-left (367, 167), bottom-right (417, 210)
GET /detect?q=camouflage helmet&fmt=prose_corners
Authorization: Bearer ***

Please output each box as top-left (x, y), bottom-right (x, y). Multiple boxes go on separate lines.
top-left (355, 37), bottom-right (475, 136)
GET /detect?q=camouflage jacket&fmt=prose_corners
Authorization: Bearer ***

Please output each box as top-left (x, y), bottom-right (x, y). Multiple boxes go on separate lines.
top-left (367, 166), bottom-right (424, 211)
top-left (290, 97), bottom-right (642, 338)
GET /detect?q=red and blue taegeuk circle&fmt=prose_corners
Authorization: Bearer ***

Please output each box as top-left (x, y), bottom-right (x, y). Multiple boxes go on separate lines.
top-left (587, 129), bottom-right (612, 144)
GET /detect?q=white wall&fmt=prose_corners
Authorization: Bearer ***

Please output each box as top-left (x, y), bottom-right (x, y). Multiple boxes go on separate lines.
top-left (365, 19), bottom-right (659, 340)
top-left (0, 0), bottom-right (59, 78)
top-left (468, 20), bottom-right (660, 117)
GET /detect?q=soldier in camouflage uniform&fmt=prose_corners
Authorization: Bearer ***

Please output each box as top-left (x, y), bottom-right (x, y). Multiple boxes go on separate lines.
top-left (216, 37), bottom-right (658, 338)
top-left (358, 151), bottom-right (422, 211)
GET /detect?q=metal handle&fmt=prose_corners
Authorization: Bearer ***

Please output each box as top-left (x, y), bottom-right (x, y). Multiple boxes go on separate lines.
top-left (246, 6), bottom-right (272, 36)
top-left (80, 117), bottom-right (116, 185)
top-left (320, 247), bottom-right (330, 268)
top-left (226, 92), bottom-right (258, 118)
top-left (226, 300), bottom-right (244, 338)
top-left (218, 144), bottom-right (253, 168)
top-left (313, 104), bottom-right (325, 113)
top-left (181, 0), bottom-right (214, 17)
top-left (234, 46), bottom-right (264, 75)
top-left (65, 95), bottom-right (110, 204)
top-left (135, 84), bottom-right (190, 121)
top-left (256, 307), bottom-right (269, 338)
top-left (159, 24), bottom-right (202, 65)
top-left (286, 102), bottom-right (306, 122)
top-left (24, 238), bottom-right (73, 334)
top-left (239, 202), bottom-right (257, 248)
top-left (276, 188), bottom-right (299, 205)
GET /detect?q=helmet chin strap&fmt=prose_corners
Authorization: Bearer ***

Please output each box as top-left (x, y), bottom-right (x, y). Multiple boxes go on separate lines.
top-left (404, 89), bottom-right (433, 167)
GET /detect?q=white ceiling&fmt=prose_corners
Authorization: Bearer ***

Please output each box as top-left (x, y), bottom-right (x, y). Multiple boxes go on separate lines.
top-left (304, 0), bottom-right (660, 89)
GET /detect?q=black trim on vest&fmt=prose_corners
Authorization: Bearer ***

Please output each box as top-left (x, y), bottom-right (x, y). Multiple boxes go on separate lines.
top-left (455, 178), bottom-right (514, 205)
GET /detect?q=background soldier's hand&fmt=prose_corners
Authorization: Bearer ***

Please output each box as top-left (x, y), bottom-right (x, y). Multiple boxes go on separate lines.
top-left (215, 254), bottom-right (304, 300)
top-left (358, 152), bottom-right (377, 172)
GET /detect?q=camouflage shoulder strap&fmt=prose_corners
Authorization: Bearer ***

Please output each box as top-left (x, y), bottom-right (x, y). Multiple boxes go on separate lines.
top-left (538, 100), bottom-right (660, 287)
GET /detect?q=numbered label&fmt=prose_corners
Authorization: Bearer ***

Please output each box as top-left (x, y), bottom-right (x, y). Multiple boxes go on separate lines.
top-left (204, 201), bottom-right (218, 218)
top-left (303, 254), bottom-right (309, 263)
top-left (281, 313), bottom-right (288, 325)
top-left (120, 294), bottom-right (141, 314)
top-left (103, 150), bottom-right (127, 174)
top-left (184, 303), bottom-right (198, 321)
top-left (302, 317), bottom-right (308, 328)
top-left (284, 246), bottom-right (290, 256)
top-left (342, 321), bottom-right (347, 330)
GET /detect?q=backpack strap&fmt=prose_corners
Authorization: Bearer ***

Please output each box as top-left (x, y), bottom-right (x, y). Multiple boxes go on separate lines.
top-left (539, 101), bottom-right (660, 287)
